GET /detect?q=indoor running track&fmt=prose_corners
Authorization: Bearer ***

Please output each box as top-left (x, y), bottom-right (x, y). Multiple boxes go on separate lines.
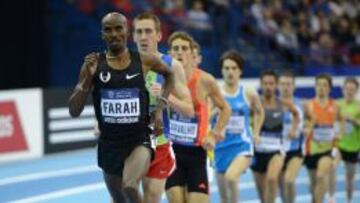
top-left (0, 149), bottom-right (359, 203)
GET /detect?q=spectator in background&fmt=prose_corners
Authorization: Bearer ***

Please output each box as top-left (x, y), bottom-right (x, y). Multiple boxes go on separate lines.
top-left (332, 16), bottom-right (355, 46)
top-left (258, 8), bottom-right (279, 39)
top-left (276, 19), bottom-right (299, 62)
top-left (251, 0), bottom-right (264, 24)
top-left (297, 21), bottom-right (312, 49)
top-left (276, 19), bottom-right (298, 50)
top-left (185, 0), bottom-right (213, 45)
top-left (310, 11), bottom-right (330, 35)
top-left (209, 0), bottom-right (230, 49)
top-left (309, 32), bottom-right (338, 66)
top-left (271, 0), bottom-right (289, 24)
top-left (339, 0), bottom-right (359, 20)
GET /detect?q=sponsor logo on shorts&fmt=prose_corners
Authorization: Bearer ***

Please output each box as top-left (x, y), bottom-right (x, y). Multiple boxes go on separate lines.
top-left (198, 182), bottom-right (207, 190)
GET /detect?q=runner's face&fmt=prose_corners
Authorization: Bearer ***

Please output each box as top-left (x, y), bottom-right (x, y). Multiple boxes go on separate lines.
top-left (222, 59), bottom-right (241, 86)
top-left (169, 38), bottom-right (193, 68)
top-left (261, 75), bottom-right (277, 97)
top-left (315, 78), bottom-right (330, 97)
top-left (279, 76), bottom-right (294, 97)
top-left (343, 82), bottom-right (358, 101)
top-left (133, 19), bottom-right (161, 53)
top-left (102, 17), bottom-right (128, 53)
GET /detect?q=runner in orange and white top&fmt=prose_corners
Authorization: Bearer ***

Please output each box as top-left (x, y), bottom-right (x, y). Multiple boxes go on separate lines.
top-left (303, 73), bottom-right (345, 203)
top-left (165, 31), bottom-right (231, 203)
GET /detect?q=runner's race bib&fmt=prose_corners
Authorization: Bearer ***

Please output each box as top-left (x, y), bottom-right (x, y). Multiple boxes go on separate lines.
top-left (313, 125), bottom-right (335, 142)
top-left (168, 112), bottom-right (198, 145)
top-left (225, 115), bottom-right (244, 134)
top-left (345, 120), bottom-right (354, 135)
top-left (101, 89), bottom-right (140, 124)
top-left (256, 131), bottom-right (282, 151)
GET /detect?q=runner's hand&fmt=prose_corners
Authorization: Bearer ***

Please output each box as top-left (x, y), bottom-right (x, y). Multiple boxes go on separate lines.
top-left (84, 52), bottom-right (99, 77)
top-left (150, 108), bottom-right (163, 136)
top-left (210, 130), bottom-right (224, 142)
top-left (253, 134), bottom-right (261, 145)
top-left (202, 135), bottom-right (215, 151)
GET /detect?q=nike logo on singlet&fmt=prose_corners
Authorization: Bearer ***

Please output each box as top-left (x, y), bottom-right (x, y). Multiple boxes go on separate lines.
top-left (126, 73), bottom-right (140, 80)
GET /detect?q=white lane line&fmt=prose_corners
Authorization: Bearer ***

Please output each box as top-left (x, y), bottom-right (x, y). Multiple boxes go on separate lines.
top-left (9, 183), bottom-right (106, 203)
top-left (242, 191), bottom-right (360, 203)
top-left (0, 165), bottom-right (100, 186)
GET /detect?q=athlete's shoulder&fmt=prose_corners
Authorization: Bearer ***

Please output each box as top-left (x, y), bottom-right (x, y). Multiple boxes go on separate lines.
top-left (199, 69), bottom-right (215, 82)
top-left (244, 85), bottom-right (258, 95)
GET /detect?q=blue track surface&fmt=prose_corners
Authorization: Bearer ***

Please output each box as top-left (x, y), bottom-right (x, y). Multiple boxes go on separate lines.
top-left (0, 149), bottom-right (359, 203)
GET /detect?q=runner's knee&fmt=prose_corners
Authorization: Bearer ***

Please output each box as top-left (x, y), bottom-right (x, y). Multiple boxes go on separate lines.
top-left (224, 171), bottom-right (238, 184)
top-left (122, 177), bottom-right (138, 190)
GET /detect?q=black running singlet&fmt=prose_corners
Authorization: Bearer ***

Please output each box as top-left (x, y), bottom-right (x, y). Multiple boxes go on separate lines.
top-left (92, 51), bottom-right (150, 140)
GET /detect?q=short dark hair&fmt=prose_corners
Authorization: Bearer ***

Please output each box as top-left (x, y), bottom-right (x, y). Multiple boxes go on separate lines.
top-left (344, 77), bottom-right (359, 89)
top-left (134, 12), bottom-right (161, 32)
top-left (220, 49), bottom-right (244, 70)
top-left (260, 69), bottom-right (278, 82)
top-left (168, 31), bottom-right (195, 50)
top-left (316, 73), bottom-right (333, 88)
top-left (279, 70), bottom-right (295, 82)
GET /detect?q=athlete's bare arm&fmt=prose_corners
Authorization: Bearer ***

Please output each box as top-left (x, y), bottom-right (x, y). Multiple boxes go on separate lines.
top-left (141, 53), bottom-right (175, 130)
top-left (69, 52), bottom-right (99, 117)
top-left (303, 101), bottom-right (315, 137)
top-left (341, 100), bottom-right (360, 126)
top-left (203, 73), bottom-right (231, 140)
top-left (141, 52), bottom-right (175, 102)
top-left (282, 98), bottom-right (300, 139)
top-left (246, 88), bottom-right (264, 144)
top-left (167, 59), bottom-right (194, 117)
top-left (335, 104), bottom-right (345, 139)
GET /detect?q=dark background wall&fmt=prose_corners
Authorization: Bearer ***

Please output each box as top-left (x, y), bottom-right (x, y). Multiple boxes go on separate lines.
top-left (0, 0), bottom-right (47, 90)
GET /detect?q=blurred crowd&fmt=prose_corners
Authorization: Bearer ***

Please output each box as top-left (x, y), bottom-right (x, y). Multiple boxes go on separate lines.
top-left (245, 0), bottom-right (360, 67)
top-left (49, 0), bottom-right (360, 86)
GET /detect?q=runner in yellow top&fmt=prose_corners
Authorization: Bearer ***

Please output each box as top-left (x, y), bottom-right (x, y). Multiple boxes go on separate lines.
top-left (303, 73), bottom-right (345, 203)
top-left (337, 77), bottom-right (360, 203)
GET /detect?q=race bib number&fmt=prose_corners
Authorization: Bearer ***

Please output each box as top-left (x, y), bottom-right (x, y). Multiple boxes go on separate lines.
top-left (168, 112), bottom-right (198, 145)
top-left (101, 89), bottom-right (140, 124)
top-left (345, 120), bottom-right (354, 135)
top-left (225, 115), bottom-right (244, 134)
top-left (313, 125), bottom-right (334, 142)
top-left (256, 132), bottom-right (282, 151)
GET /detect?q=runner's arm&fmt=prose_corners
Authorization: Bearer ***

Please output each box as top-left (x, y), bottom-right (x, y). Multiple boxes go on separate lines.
top-left (246, 88), bottom-right (264, 143)
top-left (282, 98), bottom-right (300, 139)
top-left (167, 59), bottom-right (194, 117)
top-left (141, 53), bottom-right (175, 105)
top-left (69, 53), bottom-right (98, 117)
top-left (303, 101), bottom-right (315, 137)
top-left (204, 73), bottom-right (231, 139)
top-left (335, 104), bottom-right (345, 139)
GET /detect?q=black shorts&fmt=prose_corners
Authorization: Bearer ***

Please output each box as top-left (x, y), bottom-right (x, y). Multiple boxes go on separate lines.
top-left (97, 133), bottom-right (154, 175)
top-left (283, 150), bottom-right (303, 171)
top-left (251, 151), bottom-right (281, 174)
top-left (340, 149), bottom-right (359, 164)
top-left (165, 144), bottom-right (208, 194)
top-left (304, 150), bottom-right (332, 170)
